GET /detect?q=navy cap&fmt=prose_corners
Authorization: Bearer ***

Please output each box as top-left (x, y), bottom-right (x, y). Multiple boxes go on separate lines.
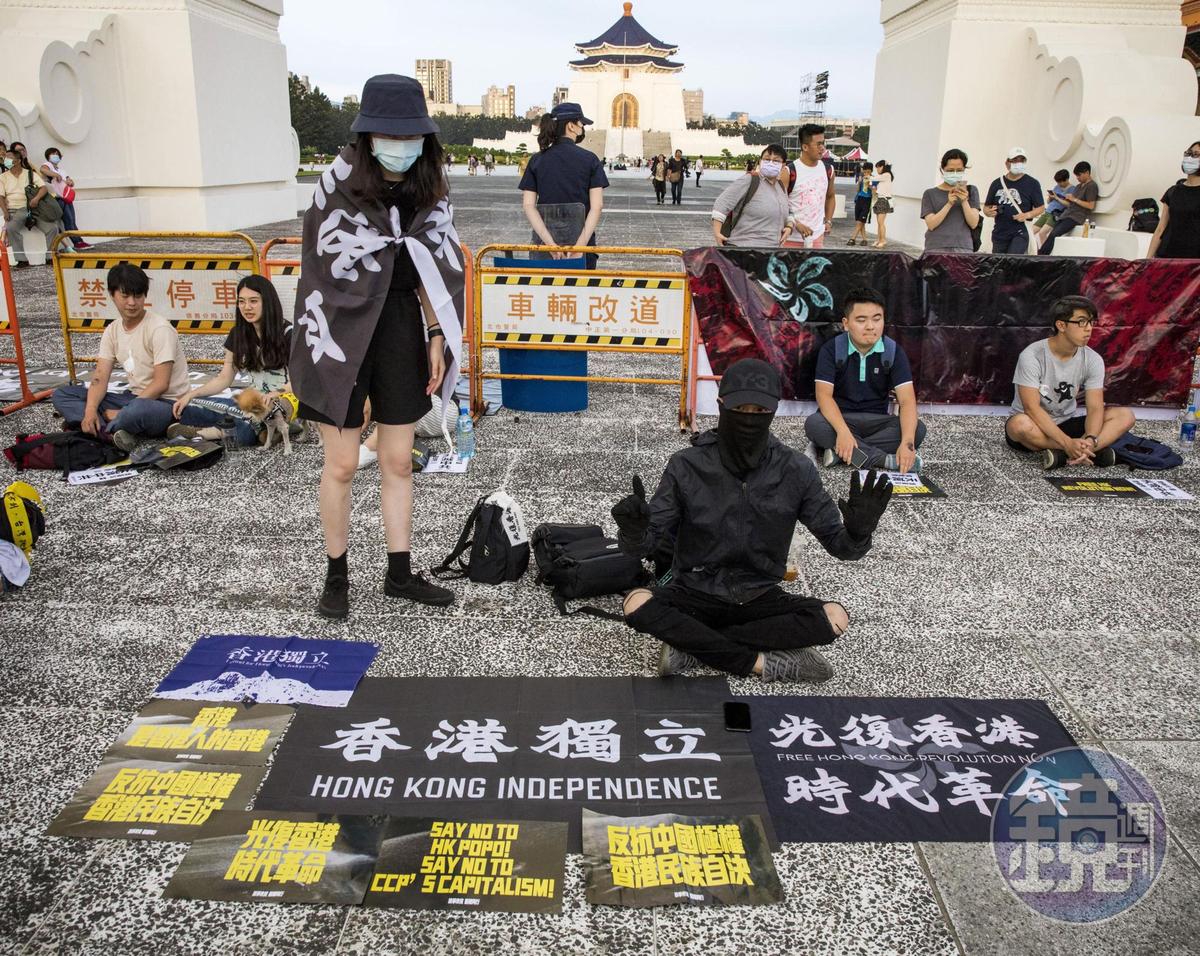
top-left (550, 101), bottom-right (593, 126)
top-left (351, 74), bottom-right (440, 137)
top-left (719, 358), bottom-right (781, 412)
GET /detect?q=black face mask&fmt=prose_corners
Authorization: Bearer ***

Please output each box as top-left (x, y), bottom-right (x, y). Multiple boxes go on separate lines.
top-left (716, 406), bottom-right (774, 477)
top-left (575, 130), bottom-right (586, 144)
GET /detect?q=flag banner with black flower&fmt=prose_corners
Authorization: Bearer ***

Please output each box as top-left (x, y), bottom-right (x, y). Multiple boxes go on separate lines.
top-left (683, 247), bottom-right (1200, 406)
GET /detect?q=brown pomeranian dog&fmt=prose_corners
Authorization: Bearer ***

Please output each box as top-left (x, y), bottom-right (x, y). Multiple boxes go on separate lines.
top-left (234, 389), bottom-right (313, 455)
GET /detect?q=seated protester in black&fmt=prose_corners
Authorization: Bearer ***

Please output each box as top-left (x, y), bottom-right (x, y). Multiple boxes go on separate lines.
top-left (612, 358), bottom-right (893, 682)
top-left (805, 286), bottom-right (927, 473)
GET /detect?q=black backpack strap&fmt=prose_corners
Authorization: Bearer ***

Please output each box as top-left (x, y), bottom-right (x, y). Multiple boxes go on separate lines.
top-left (430, 496), bottom-right (486, 580)
top-left (552, 589), bottom-right (627, 622)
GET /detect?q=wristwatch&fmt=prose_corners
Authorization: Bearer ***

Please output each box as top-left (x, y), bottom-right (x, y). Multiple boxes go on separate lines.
top-left (1083, 434), bottom-right (1098, 443)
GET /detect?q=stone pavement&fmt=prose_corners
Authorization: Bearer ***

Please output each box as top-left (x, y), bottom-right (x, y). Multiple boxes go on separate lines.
top-left (0, 176), bottom-right (1197, 955)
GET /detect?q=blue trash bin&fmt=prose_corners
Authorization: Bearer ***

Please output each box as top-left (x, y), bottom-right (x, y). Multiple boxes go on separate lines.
top-left (493, 256), bottom-right (589, 413)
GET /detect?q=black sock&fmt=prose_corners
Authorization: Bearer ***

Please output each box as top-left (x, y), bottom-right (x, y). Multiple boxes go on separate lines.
top-left (326, 552), bottom-right (348, 580)
top-left (387, 551), bottom-right (411, 582)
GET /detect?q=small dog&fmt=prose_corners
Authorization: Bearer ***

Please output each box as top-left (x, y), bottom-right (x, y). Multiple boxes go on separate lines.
top-left (235, 389), bottom-right (316, 455)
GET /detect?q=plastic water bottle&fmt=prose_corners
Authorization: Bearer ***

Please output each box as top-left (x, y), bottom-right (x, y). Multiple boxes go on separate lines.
top-left (1190, 344), bottom-right (1200, 409)
top-left (1180, 405), bottom-right (1197, 453)
top-left (455, 406), bottom-right (475, 459)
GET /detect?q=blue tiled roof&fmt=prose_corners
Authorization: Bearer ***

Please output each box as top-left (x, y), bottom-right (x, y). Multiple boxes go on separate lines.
top-left (569, 54), bottom-right (683, 69)
top-left (576, 7), bottom-right (676, 53)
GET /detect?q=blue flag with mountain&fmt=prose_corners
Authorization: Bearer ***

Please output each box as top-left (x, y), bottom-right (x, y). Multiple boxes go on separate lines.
top-left (154, 635), bottom-right (378, 708)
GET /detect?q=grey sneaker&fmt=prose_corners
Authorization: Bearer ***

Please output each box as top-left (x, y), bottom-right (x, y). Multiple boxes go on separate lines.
top-left (821, 447), bottom-right (838, 468)
top-left (111, 429), bottom-right (138, 452)
top-left (882, 453), bottom-right (923, 474)
top-left (761, 647), bottom-right (834, 683)
top-left (1042, 448), bottom-right (1067, 470)
top-left (658, 643), bottom-right (701, 677)
top-left (167, 422), bottom-right (223, 441)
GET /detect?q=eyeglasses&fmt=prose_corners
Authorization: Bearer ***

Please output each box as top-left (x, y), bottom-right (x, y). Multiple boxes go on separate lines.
top-left (1063, 318), bottom-right (1096, 328)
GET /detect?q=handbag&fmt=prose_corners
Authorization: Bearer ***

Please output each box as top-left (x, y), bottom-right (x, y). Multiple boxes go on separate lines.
top-left (25, 170), bottom-right (63, 223)
top-left (667, 169), bottom-right (681, 184)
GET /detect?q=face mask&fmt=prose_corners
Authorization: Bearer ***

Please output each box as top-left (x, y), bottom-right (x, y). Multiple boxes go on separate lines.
top-left (49, 154), bottom-right (61, 165)
top-left (759, 159), bottom-right (783, 179)
top-left (716, 406), bottom-right (774, 477)
top-left (1009, 163), bottom-right (1026, 176)
top-left (942, 170), bottom-right (965, 186)
top-left (2, 158), bottom-right (11, 170)
top-left (575, 130), bottom-right (586, 144)
top-left (1183, 156), bottom-right (1200, 175)
top-left (371, 137), bottom-right (423, 173)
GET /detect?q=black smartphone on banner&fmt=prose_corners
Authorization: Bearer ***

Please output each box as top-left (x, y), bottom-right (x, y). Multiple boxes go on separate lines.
top-left (724, 701), bottom-right (752, 733)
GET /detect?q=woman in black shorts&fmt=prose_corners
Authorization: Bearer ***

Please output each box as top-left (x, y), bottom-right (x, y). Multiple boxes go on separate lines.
top-left (290, 75), bottom-right (464, 619)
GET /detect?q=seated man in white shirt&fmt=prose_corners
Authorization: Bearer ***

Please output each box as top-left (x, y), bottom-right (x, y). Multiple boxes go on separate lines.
top-left (51, 264), bottom-right (191, 450)
top-left (1004, 295), bottom-right (1135, 470)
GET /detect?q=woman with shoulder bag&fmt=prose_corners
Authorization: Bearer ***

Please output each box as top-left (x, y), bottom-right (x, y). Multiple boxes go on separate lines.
top-left (871, 160), bottom-right (894, 248)
top-left (40, 148), bottom-right (90, 250)
top-left (0, 144), bottom-right (60, 267)
top-left (288, 74), bottom-right (467, 619)
top-left (920, 148), bottom-right (980, 253)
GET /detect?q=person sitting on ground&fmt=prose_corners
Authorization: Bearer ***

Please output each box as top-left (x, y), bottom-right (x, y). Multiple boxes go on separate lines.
top-left (51, 264), bottom-right (190, 450)
top-left (711, 144), bottom-right (792, 247)
top-left (168, 275), bottom-right (293, 445)
top-left (804, 287), bottom-right (926, 473)
top-left (1038, 161), bottom-right (1098, 255)
top-left (1005, 295), bottom-right (1135, 469)
top-left (611, 358), bottom-right (892, 683)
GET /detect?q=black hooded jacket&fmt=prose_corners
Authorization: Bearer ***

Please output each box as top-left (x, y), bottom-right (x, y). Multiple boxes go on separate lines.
top-left (631, 430), bottom-right (871, 603)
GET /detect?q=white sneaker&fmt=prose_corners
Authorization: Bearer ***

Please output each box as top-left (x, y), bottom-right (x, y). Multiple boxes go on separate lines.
top-left (356, 445), bottom-right (378, 470)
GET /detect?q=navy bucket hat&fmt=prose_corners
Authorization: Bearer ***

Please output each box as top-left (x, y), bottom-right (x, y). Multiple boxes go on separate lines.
top-left (350, 74), bottom-right (440, 137)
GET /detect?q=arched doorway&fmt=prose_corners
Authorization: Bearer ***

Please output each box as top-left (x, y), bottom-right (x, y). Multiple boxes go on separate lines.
top-left (612, 93), bottom-right (639, 128)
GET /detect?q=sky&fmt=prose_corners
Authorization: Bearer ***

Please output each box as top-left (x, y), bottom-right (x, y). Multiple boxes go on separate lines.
top-left (278, 0), bottom-right (884, 120)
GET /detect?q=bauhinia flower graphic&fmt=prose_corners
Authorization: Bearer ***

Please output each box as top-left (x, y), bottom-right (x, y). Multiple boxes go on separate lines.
top-left (758, 254), bottom-right (834, 323)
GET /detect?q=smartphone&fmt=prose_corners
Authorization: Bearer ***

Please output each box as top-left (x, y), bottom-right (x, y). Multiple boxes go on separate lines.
top-left (724, 701), bottom-right (752, 733)
top-left (849, 446), bottom-right (870, 469)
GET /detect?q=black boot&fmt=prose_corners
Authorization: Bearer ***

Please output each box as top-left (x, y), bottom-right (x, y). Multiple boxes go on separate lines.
top-left (318, 553), bottom-right (349, 619)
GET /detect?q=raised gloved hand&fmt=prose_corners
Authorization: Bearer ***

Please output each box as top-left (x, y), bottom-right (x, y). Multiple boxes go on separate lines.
top-left (611, 475), bottom-right (651, 551)
top-left (838, 469), bottom-right (893, 542)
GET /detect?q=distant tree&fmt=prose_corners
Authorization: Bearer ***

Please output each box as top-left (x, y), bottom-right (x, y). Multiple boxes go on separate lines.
top-left (852, 125), bottom-right (870, 151)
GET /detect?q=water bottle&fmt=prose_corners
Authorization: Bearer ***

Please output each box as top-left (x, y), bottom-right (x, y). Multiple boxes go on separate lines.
top-left (455, 406), bottom-right (475, 459)
top-left (1191, 344), bottom-right (1200, 409)
top-left (1180, 405), bottom-right (1197, 452)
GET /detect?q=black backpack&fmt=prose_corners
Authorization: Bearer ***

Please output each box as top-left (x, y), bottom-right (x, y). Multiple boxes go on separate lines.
top-left (434, 491), bottom-right (530, 584)
top-left (3, 431), bottom-right (126, 474)
top-left (1109, 432), bottom-right (1183, 471)
top-left (532, 523), bottom-right (651, 617)
top-left (1129, 198), bottom-right (1160, 234)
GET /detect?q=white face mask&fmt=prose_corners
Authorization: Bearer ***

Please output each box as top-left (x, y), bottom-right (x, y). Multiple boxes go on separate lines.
top-left (759, 159), bottom-right (783, 180)
top-left (942, 170), bottom-right (966, 186)
top-left (1009, 163), bottom-right (1026, 176)
top-left (1182, 156), bottom-right (1200, 176)
top-left (371, 136), bottom-right (424, 173)
top-left (49, 154), bottom-right (61, 165)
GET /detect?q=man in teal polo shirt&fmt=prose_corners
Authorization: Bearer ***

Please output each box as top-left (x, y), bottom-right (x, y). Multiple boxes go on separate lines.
top-left (804, 287), bottom-right (926, 473)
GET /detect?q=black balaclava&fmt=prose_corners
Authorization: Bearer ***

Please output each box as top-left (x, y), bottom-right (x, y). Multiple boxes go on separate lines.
top-left (716, 405), bottom-right (774, 477)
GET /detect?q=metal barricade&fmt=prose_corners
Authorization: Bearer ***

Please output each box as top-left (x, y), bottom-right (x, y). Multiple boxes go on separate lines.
top-left (471, 244), bottom-right (693, 428)
top-left (687, 313), bottom-right (719, 429)
top-left (260, 235), bottom-right (476, 383)
top-left (0, 237), bottom-right (53, 414)
top-left (52, 230), bottom-right (260, 380)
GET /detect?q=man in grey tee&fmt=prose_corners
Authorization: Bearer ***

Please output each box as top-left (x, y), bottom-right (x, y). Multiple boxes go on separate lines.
top-left (1005, 295), bottom-right (1135, 469)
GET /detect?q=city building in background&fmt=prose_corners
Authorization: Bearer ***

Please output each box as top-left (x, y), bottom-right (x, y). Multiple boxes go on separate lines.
top-left (682, 88), bottom-right (704, 124)
top-left (416, 58), bottom-right (453, 105)
top-left (483, 84), bottom-right (517, 118)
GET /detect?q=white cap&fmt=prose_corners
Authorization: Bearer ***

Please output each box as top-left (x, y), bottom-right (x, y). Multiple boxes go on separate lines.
top-left (1006, 146), bottom-right (1028, 161)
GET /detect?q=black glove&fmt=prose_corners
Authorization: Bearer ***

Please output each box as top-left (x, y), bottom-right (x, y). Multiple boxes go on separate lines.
top-left (838, 469), bottom-right (893, 542)
top-left (611, 475), bottom-right (652, 552)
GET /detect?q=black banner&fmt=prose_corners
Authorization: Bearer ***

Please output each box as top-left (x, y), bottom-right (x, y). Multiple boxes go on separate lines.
top-left (582, 810), bottom-right (782, 908)
top-left (745, 696), bottom-right (1077, 842)
top-left (684, 247), bottom-right (1200, 406)
top-left (46, 757), bottom-right (266, 841)
top-left (254, 677), bottom-right (775, 851)
top-left (365, 818), bottom-right (567, 913)
top-left (104, 700), bottom-right (293, 766)
top-left (1045, 476), bottom-right (1147, 498)
top-left (163, 811), bottom-right (384, 904)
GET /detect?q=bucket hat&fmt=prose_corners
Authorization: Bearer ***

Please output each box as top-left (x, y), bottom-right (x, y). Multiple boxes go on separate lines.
top-left (351, 75), bottom-right (440, 137)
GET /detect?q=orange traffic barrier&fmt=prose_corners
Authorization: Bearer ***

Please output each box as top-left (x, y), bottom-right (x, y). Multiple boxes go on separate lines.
top-left (0, 237), bottom-right (53, 414)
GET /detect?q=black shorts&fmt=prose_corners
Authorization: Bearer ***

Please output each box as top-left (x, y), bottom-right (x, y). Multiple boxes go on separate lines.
top-left (300, 288), bottom-right (432, 429)
top-left (854, 196), bottom-right (871, 223)
top-left (1005, 412), bottom-right (1085, 451)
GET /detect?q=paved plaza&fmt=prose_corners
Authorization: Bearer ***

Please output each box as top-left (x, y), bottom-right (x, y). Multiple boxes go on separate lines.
top-left (0, 175), bottom-right (1198, 955)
